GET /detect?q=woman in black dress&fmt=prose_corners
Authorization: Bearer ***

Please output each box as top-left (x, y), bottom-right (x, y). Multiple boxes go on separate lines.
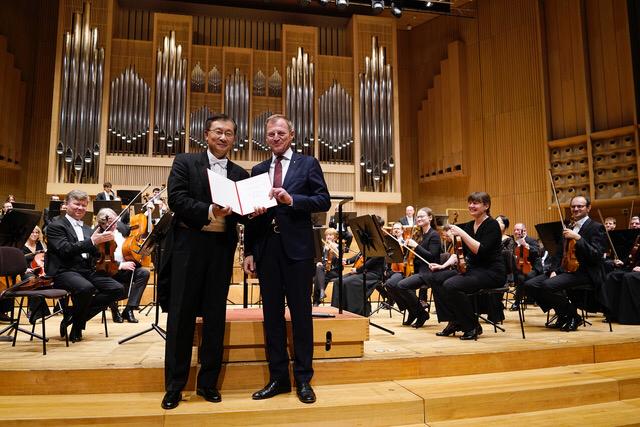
top-left (385, 207), bottom-right (442, 328)
top-left (431, 192), bottom-right (506, 340)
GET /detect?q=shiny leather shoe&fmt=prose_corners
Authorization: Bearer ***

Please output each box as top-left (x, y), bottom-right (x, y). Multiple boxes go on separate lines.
top-left (110, 303), bottom-right (123, 323)
top-left (122, 307), bottom-right (138, 323)
top-left (296, 382), bottom-right (316, 404)
top-left (402, 312), bottom-right (417, 326)
top-left (252, 379), bottom-right (292, 400)
top-left (459, 328), bottom-right (478, 340)
top-left (546, 315), bottom-right (568, 329)
top-left (435, 322), bottom-right (459, 337)
top-left (69, 326), bottom-right (82, 343)
top-left (197, 387), bottom-right (222, 403)
top-left (561, 315), bottom-right (581, 332)
top-left (161, 391), bottom-right (182, 410)
top-left (412, 310), bottom-right (430, 328)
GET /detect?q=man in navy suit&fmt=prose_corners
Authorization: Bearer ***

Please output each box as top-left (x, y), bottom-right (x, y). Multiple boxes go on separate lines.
top-left (243, 114), bottom-right (330, 404)
top-left (45, 189), bottom-right (124, 342)
top-left (161, 114), bottom-right (249, 410)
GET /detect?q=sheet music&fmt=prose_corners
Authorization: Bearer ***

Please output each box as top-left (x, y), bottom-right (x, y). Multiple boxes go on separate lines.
top-left (207, 170), bottom-right (277, 215)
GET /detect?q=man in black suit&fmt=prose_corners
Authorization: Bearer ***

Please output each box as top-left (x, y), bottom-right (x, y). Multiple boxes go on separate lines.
top-left (399, 205), bottom-right (415, 226)
top-left (161, 114), bottom-right (249, 410)
top-left (45, 190), bottom-right (124, 342)
top-left (525, 196), bottom-right (606, 331)
top-left (243, 114), bottom-right (330, 404)
top-left (95, 182), bottom-right (118, 201)
top-left (510, 222), bottom-right (540, 311)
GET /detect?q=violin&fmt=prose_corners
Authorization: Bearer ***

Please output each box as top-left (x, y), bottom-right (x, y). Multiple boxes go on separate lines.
top-left (353, 253), bottom-right (365, 270)
top-left (95, 221), bottom-right (120, 276)
top-left (404, 225), bottom-right (422, 276)
top-left (548, 170), bottom-right (579, 273)
top-left (628, 235), bottom-right (640, 267)
top-left (515, 244), bottom-right (532, 274)
top-left (446, 214), bottom-right (467, 274)
top-left (30, 251), bottom-right (46, 277)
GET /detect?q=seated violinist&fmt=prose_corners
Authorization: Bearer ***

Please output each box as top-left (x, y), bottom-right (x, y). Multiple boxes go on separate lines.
top-left (45, 190), bottom-right (124, 342)
top-left (509, 222), bottom-right (540, 311)
top-left (313, 228), bottom-right (341, 306)
top-left (23, 226), bottom-right (52, 323)
top-left (330, 216), bottom-right (386, 316)
top-left (96, 208), bottom-right (150, 323)
top-left (385, 209), bottom-right (442, 328)
top-left (524, 196), bottom-right (606, 331)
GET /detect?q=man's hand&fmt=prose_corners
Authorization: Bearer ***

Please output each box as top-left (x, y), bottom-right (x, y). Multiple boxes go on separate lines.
top-left (249, 206), bottom-right (268, 218)
top-left (212, 204), bottom-right (232, 217)
top-left (91, 229), bottom-right (115, 245)
top-left (550, 271), bottom-right (557, 278)
top-left (243, 255), bottom-right (256, 275)
top-left (270, 188), bottom-right (293, 205)
top-left (562, 229), bottom-right (581, 240)
top-left (119, 261), bottom-right (136, 271)
top-left (406, 238), bottom-right (418, 249)
top-left (429, 263), bottom-right (444, 271)
top-left (614, 259), bottom-right (625, 267)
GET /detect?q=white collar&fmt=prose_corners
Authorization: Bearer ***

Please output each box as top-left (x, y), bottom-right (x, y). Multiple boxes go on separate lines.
top-left (65, 214), bottom-right (83, 227)
top-left (272, 147), bottom-right (293, 162)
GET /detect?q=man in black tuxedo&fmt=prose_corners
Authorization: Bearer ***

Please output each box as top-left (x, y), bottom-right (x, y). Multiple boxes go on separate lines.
top-left (95, 182), bottom-right (118, 201)
top-left (243, 114), bottom-right (330, 404)
top-left (161, 114), bottom-right (249, 410)
top-left (45, 190), bottom-right (124, 342)
top-left (525, 196), bottom-right (606, 331)
top-left (399, 205), bottom-right (415, 226)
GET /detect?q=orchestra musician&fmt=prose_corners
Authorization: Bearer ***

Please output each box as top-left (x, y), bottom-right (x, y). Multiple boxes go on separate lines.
top-left (95, 208), bottom-right (149, 324)
top-left (95, 182), bottom-right (118, 201)
top-left (328, 206), bottom-right (353, 249)
top-left (399, 205), bottom-right (416, 226)
top-left (524, 195), bottom-right (607, 331)
top-left (22, 226), bottom-right (50, 323)
top-left (630, 216), bottom-right (640, 229)
top-left (604, 217), bottom-right (616, 232)
top-left (45, 189), bottom-right (125, 343)
top-left (510, 222), bottom-right (540, 311)
top-left (429, 192), bottom-right (506, 340)
top-left (243, 114), bottom-right (330, 405)
top-left (600, 251), bottom-right (640, 324)
top-left (384, 208), bottom-right (442, 328)
top-left (161, 113), bottom-right (249, 410)
top-left (312, 228), bottom-right (341, 306)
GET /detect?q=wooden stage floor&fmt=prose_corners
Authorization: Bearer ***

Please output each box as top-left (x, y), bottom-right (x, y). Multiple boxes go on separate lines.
top-left (1, 304), bottom-right (639, 394)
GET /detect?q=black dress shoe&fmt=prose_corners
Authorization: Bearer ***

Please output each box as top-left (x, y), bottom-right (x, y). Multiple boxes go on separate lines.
top-left (252, 379), bottom-right (292, 400)
top-left (110, 303), bottom-right (123, 323)
top-left (412, 310), bottom-right (430, 328)
top-left (435, 322), bottom-right (459, 337)
top-left (459, 328), bottom-right (478, 340)
top-left (69, 326), bottom-right (82, 343)
top-left (296, 382), bottom-right (316, 404)
top-left (122, 307), bottom-right (138, 323)
top-left (197, 387), bottom-right (222, 403)
top-left (402, 312), bottom-right (417, 326)
top-left (161, 391), bottom-right (182, 410)
top-left (561, 315), bottom-right (581, 332)
top-left (546, 315), bottom-right (568, 329)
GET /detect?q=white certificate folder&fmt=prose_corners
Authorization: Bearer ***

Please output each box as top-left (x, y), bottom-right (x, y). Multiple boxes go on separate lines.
top-left (207, 170), bottom-right (277, 216)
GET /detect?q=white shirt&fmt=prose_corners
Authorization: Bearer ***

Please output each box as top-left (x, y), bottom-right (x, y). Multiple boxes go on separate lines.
top-left (572, 215), bottom-right (589, 234)
top-left (66, 214), bottom-right (89, 259)
top-left (205, 150), bottom-right (227, 232)
top-left (269, 147), bottom-right (293, 186)
top-left (113, 229), bottom-right (125, 263)
top-left (405, 216), bottom-right (414, 226)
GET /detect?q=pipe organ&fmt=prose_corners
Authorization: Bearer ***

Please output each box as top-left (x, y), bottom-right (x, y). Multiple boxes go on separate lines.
top-left (49, 3), bottom-right (400, 206)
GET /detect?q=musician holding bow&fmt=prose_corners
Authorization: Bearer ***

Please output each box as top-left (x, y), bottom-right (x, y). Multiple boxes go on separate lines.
top-left (45, 190), bottom-right (124, 343)
top-left (524, 195), bottom-right (606, 331)
top-left (312, 228), bottom-right (341, 306)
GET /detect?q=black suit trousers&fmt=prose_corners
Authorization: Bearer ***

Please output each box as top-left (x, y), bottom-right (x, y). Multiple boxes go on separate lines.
top-left (165, 229), bottom-right (235, 392)
top-left (54, 271), bottom-right (124, 329)
top-left (524, 270), bottom-right (592, 317)
top-left (257, 231), bottom-right (314, 384)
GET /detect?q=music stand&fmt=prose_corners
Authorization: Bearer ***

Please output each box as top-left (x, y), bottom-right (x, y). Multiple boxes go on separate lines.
top-left (609, 229), bottom-right (640, 262)
top-left (535, 221), bottom-right (564, 261)
top-left (119, 212), bottom-right (173, 344)
top-left (0, 209), bottom-right (42, 248)
top-left (11, 202), bottom-right (36, 210)
top-left (369, 234), bottom-right (405, 317)
top-left (348, 215), bottom-right (394, 334)
top-left (311, 212), bottom-right (327, 228)
top-left (47, 200), bottom-right (64, 221)
top-left (92, 200), bottom-right (123, 216)
top-left (117, 190), bottom-right (143, 205)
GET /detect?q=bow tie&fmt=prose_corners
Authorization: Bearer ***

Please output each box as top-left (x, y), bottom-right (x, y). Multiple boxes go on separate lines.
top-left (210, 158), bottom-right (228, 169)
top-left (74, 220), bottom-right (84, 227)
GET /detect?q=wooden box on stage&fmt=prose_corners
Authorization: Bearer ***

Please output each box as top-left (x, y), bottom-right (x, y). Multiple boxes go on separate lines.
top-left (194, 307), bottom-right (369, 362)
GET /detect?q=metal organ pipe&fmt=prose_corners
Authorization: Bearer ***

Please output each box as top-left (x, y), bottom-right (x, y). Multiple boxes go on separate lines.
top-left (108, 66), bottom-right (150, 155)
top-left (286, 47), bottom-right (314, 156)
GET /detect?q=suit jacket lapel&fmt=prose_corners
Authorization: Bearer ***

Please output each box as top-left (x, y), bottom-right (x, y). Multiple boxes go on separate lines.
top-left (283, 152), bottom-right (300, 188)
top-left (197, 151), bottom-right (214, 204)
top-left (62, 217), bottom-right (79, 242)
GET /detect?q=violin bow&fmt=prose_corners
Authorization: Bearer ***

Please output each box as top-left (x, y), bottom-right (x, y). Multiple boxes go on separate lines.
top-left (597, 209), bottom-right (619, 261)
top-left (103, 183), bottom-right (152, 231)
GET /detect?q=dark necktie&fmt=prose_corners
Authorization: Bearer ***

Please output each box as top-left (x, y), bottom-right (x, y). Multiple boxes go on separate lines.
top-left (273, 155), bottom-right (284, 188)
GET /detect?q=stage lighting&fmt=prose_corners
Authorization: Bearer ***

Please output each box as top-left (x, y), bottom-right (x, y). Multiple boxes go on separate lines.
top-left (336, 0), bottom-right (348, 10)
top-left (371, 0), bottom-right (384, 13)
top-left (391, 1), bottom-right (403, 17)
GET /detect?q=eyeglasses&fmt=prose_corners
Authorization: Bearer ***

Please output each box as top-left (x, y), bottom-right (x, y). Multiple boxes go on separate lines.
top-left (207, 129), bottom-right (234, 138)
top-left (267, 131), bottom-right (289, 139)
top-left (571, 205), bottom-right (586, 209)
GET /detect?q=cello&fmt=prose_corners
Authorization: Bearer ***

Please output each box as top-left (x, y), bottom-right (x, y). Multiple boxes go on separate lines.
top-left (122, 187), bottom-right (165, 266)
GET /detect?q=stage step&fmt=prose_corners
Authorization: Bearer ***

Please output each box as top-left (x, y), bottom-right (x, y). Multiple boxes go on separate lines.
top-left (0, 382), bottom-right (424, 427)
top-left (427, 398), bottom-right (640, 426)
top-left (396, 359), bottom-right (640, 423)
